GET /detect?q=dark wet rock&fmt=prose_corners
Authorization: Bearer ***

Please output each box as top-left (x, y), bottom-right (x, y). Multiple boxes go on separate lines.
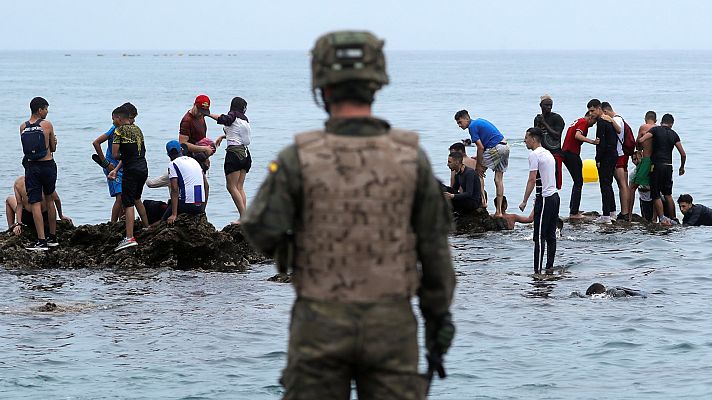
top-left (0, 214), bottom-right (266, 271)
top-left (268, 272), bottom-right (291, 283)
top-left (33, 302), bottom-right (58, 312)
top-left (454, 208), bottom-right (507, 234)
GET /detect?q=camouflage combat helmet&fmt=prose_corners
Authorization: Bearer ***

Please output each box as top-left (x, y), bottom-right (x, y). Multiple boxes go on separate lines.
top-left (311, 30), bottom-right (389, 92)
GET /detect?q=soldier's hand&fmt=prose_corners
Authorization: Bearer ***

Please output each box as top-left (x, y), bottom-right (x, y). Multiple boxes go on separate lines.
top-left (426, 313), bottom-right (455, 355)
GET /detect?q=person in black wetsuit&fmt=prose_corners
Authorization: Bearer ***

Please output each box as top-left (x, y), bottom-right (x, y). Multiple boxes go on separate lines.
top-left (677, 194), bottom-right (712, 226)
top-left (588, 99), bottom-right (618, 224)
top-left (582, 283), bottom-right (647, 298)
top-left (444, 151), bottom-right (481, 214)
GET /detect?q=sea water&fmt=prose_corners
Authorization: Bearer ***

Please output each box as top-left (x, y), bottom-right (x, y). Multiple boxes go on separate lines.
top-left (1, 51), bottom-right (711, 399)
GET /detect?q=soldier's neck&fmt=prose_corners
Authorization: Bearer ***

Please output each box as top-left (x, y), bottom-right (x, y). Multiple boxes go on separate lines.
top-left (329, 102), bottom-right (372, 119)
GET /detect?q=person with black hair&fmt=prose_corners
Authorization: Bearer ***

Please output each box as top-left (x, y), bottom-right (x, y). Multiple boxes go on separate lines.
top-left (588, 99), bottom-right (618, 224)
top-left (109, 106), bottom-right (150, 251)
top-left (677, 194), bottom-right (712, 226)
top-left (448, 141), bottom-right (483, 207)
top-left (561, 111), bottom-right (598, 218)
top-left (638, 113), bottom-right (686, 223)
top-left (207, 97), bottom-right (252, 224)
top-left (19, 97), bottom-right (58, 250)
top-left (444, 151), bottom-right (481, 214)
top-left (520, 127), bottom-right (560, 274)
top-left (534, 94), bottom-right (565, 189)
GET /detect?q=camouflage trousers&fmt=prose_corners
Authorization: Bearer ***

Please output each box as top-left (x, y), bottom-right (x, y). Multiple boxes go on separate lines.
top-left (281, 298), bottom-right (426, 400)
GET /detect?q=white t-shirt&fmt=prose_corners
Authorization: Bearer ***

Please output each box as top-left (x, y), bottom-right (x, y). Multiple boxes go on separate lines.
top-left (224, 118), bottom-right (251, 147)
top-left (168, 156), bottom-right (205, 204)
top-left (613, 115), bottom-right (625, 156)
top-left (528, 146), bottom-right (557, 197)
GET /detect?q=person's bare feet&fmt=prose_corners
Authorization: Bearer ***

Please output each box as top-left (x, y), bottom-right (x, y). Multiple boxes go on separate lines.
top-left (493, 213), bottom-right (503, 218)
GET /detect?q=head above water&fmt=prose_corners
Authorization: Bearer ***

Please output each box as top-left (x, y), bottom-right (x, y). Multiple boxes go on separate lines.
top-left (454, 110), bottom-right (471, 130)
top-left (230, 96), bottom-right (247, 113)
top-left (586, 283), bottom-right (606, 295)
top-left (524, 127), bottom-right (543, 149)
top-left (677, 193), bottom-right (693, 214)
top-left (540, 94), bottom-right (553, 114)
top-left (30, 97), bottom-right (49, 117)
top-left (447, 151), bottom-right (464, 172)
top-left (586, 99), bottom-right (603, 119)
top-left (661, 113), bottom-right (674, 126)
top-left (449, 142), bottom-right (467, 154)
top-left (645, 110), bottom-right (657, 123)
top-left (311, 30), bottom-right (388, 111)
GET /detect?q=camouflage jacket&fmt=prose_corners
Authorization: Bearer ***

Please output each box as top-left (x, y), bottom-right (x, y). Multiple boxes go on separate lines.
top-left (242, 117), bottom-right (455, 320)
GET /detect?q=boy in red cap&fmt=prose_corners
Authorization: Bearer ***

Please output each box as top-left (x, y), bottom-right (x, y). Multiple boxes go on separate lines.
top-left (179, 94), bottom-right (214, 202)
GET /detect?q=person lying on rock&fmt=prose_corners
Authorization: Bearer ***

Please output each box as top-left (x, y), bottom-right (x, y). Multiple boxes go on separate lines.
top-left (677, 194), bottom-right (712, 227)
top-left (162, 140), bottom-right (207, 224)
top-left (5, 175), bottom-right (72, 236)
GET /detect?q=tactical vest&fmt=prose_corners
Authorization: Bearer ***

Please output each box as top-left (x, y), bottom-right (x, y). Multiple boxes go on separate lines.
top-left (293, 128), bottom-right (420, 303)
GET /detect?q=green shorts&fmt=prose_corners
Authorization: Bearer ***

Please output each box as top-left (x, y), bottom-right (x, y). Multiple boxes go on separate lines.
top-left (632, 156), bottom-right (652, 186)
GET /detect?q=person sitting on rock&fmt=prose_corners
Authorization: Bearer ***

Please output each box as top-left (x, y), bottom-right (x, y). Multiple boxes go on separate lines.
top-left (5, 175), bottom-right (72, 236)
top-left (443, 150), bottom-right (482, 214)
top-left (163, 140), bottom-right (207, 224)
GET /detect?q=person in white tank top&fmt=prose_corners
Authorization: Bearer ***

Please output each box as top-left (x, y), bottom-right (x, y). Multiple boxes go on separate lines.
top-left (207, 96), bottom-right (252, 224)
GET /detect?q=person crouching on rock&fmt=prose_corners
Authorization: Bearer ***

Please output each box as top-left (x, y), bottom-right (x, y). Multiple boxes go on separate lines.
top-left (6, 175), bottom-right (72, 236)
top-left (163, 140), bottom-right (207, 224)
top-left (443, 150), bottom-right (482, 215)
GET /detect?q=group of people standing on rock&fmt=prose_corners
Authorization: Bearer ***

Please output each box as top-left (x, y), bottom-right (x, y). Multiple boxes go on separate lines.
top-left (443, 95), bottom-right (706, 273)
top-left (9, 94), bottom-right (252, 251)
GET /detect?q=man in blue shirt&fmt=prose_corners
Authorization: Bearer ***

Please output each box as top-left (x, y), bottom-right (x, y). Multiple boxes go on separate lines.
top-left (455, 109), bottom-right (510, 216)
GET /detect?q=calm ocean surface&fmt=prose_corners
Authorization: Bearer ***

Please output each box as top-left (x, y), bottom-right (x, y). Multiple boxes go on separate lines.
top-left (1, 51), bottom-right (711, 399)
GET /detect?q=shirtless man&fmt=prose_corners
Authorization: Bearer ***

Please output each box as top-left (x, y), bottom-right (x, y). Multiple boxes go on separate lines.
top-left (497, 196), bottom-right (533, 230)
top-left (5, 176), bottom-right (71, 236)
top-left (628, 111), bottom-right (656, 221)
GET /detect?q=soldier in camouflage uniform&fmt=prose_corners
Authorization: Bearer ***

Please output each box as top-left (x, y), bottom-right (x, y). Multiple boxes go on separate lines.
top-left (242, 31), bottom-right (456, 400)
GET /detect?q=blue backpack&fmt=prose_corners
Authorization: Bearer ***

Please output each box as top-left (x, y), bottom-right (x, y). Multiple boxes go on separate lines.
top-left (21, 119), bottom-right (47, 160)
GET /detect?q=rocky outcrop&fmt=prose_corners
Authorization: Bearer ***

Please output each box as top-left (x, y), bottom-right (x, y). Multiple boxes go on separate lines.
top-left (454, 208), bottom-right (508, 234)
top-left (0, 214), bottom-right (266, 271)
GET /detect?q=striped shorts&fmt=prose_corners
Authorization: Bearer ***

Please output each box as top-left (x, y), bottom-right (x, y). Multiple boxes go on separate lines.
top-left (483, 143), bottom-right (510, 172)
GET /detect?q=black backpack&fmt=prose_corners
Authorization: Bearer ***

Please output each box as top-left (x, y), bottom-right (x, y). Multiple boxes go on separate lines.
top-left (21, 119), bottom-right (48, 160)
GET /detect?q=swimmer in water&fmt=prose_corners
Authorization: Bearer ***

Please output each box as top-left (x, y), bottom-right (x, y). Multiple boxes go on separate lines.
top-left (573, 282), bottom-right (647, 298)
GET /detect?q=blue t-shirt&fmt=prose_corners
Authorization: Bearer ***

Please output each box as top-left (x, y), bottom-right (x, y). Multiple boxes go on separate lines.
top-left (104, 125), bottom-right (119, 166)
top-left (468, 118), bottom-right (504, 149)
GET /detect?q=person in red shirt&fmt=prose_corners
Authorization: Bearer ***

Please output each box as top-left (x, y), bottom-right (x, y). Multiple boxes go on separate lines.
top-left (561, 112), bottom-right (598, 218)
top-left (179, 94), bottom-right (215, 202)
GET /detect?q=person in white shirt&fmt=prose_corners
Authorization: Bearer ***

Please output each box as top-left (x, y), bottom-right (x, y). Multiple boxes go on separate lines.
top-left (207, 96), bottom-right (252, 224)
top-left (602, 101), bottom-right (630, 220)
top-left (163, 140), bottom-right (206, 224)
top-left (519, 127), bottom-right (560, 274)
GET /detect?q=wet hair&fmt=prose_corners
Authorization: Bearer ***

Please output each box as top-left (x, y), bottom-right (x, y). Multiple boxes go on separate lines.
top-left (586, 99), bottom-right (601, 109)
top-left (454, 110), bottom-right (470, 121)
top-left (30, 97), bottom-right (49, 114)
top-left (661, 113), bottom-right (674, 125)
top-left (601, 101), bottom-right (612, 111)
top-left (586, 283), bottom-right (606, 295)
top-left (526, 127), bottom-right (543, 142)
top-left (677, 194), bottom-right (693, 204)
top-left (448, 151), bottom-right (464, 163)
top-left (121, 102), bottom-right (138, 117)
top-left (645, 111), bottom-right (657, 121)
top-left (230, 97), bottom-right (247, 113)
top-left (449, 142), bottom-right (466, 153)
top-left (113, 106), bottom-right (130, 118)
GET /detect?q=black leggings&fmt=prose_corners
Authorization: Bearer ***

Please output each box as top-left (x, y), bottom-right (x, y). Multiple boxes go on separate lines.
top-left (533, 193), bottom-right (560, 273)
top-left (561, 151), bottom-right (583, 215)
top-left (597, 157), bottom-right (617, 215)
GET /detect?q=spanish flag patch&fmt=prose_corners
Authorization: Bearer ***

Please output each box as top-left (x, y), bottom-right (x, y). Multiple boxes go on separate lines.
top-left (268, 161), bottom-right (279, 173)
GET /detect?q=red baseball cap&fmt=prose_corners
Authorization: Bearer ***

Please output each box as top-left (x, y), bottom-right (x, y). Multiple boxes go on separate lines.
top-left (194, 94), bottom-right (210, 109)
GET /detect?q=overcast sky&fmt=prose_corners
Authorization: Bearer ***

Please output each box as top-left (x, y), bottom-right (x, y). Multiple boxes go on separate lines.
top-left (2, 0), bottom-right (711, 51)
